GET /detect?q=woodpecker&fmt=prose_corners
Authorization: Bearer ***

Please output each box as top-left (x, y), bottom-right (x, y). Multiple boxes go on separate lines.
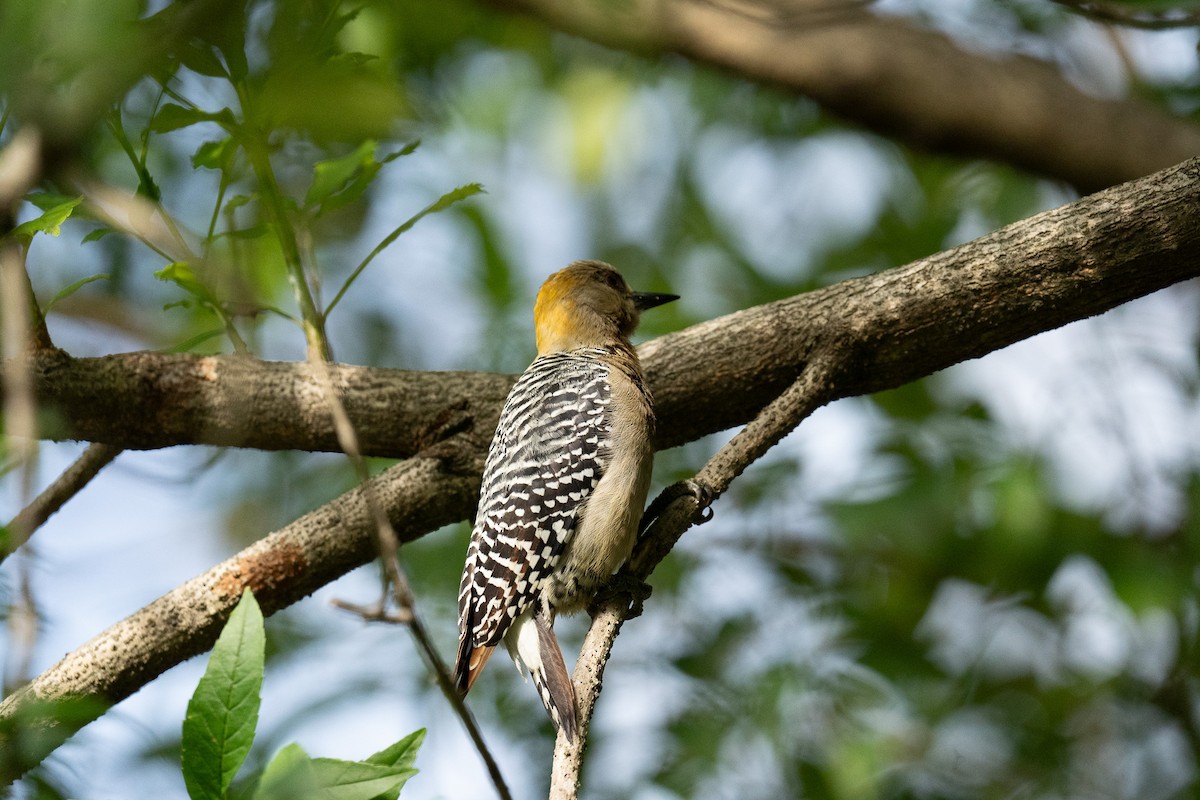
top-left (455, 260), bottom-right (677, 741)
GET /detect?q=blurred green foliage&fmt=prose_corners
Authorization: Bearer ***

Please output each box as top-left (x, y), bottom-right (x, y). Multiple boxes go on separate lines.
top-left (2, 0), bottom-right (1199, 798)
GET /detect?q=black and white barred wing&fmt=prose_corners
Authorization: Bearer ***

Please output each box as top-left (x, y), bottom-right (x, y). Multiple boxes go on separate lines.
top-left (458, 350), bottom-right (613, 649)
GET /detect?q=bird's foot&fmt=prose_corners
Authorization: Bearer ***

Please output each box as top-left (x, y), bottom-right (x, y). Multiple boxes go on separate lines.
top-left (591, 572), bottom-right (653, 619)
top-left (638, 478), bottom-right (715, 537)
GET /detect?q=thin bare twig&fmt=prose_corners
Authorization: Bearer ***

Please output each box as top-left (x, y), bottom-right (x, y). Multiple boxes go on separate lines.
top-left (305, 335), bottom-right (513, 800)
top-left (2, 443), bottom-right (123, 563)
top-left (78, 179), bottom-right (197, 263)
top-left (330, 597), bottom-right (412, 625)
top-left (0, 128), bottom-right (48, 691)
top-left (549, 353), bottom-right (842, 798)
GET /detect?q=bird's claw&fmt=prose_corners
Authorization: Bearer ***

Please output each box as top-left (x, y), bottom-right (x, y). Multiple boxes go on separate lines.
top-left (592, 573), bottom-right (653, 619)
top-left (638, 478), bottom-right (716, 536)
top-left (683, 479), bottom-right (714, 524)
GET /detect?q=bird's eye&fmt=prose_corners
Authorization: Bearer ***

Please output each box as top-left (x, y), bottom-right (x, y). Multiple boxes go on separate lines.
top-left (604, 272), bottom-right (624, 290)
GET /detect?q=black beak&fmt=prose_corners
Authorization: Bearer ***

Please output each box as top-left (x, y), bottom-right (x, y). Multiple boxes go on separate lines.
top-left (632, 291), bottom-right (679, 311)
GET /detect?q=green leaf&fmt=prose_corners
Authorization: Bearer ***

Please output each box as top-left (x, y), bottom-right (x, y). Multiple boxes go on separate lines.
top-left (10, 196), bottom-right (84, 241)
top-left (224, 194), bottom-right (254, 213)
top-left (365, 729), bottom-right (425, 771)
top-left (192, 138), bottom-right (237, 171)
top-left (44, 274), bottom-right (109, 313)
top-left (303, 140), bottom-right (418, 216)
top-left (136, 166), bottom-right (162, 203)
top-left (382, 140), bottom-right (420, 163)
top-left (254, 744), bottom-right (319, 800)
top-left (325, 183), bottom-right (483, 316)
top-left (155, 261), bottom-right (213, 302)
top-left (249, 733), bottom-right (422, 800)
top-left (363, 730), bottom-right (425, 800)
top-left (181, 589), bottom-right (265, 800)
top-left (165, 328), bottom-right (226, 353)
top-left (308, 758), bottom-right (417, 800)
top-left (150, 104), bottom-right (235, 134)
top-left (304, 140), bottom-right (378, 211)
top-left (82, 227), bottom-right (115, 243)
top-left (208, 11), bottom-right (249, 82)
top-left (25, 192), bottom-right (80, 212)
top-left (177, 42), bottom-right (230, 78)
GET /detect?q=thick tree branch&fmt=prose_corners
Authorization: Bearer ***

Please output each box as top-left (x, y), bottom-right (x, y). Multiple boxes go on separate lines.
top-left (21, 159), bottom-right (1200, 458)
top-left (2, 157), bottom-right (1200, 779)
top-left (21, 350), bottom-right (515, 457)
top-left (483, 0), bottom-right (1200, 192)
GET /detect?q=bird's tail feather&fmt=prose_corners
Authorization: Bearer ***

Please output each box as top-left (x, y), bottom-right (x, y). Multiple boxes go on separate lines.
top-left (506, 609), bottom-right (578, 742)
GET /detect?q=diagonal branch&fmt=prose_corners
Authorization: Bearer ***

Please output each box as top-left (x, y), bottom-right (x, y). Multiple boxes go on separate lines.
top-left (0, 453), bottom-right (479, 782)
top-left (2, 443), bottom-right (123, 564)
top-left (2, 157), bottom-right (1200, 781)
top-left (550, 351), bottom-right (845, 797)
top-left (483, 0), bottom-right (1200, 192)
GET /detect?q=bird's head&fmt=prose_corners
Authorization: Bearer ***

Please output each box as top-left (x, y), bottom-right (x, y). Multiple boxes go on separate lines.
top-left (534, 261), bottom-right (677, 355)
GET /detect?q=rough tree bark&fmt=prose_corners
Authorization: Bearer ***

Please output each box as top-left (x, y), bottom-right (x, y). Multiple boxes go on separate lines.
top-left (484, 0), bottom-right (1200, 192)
top-left (2, 156), bottom-right (1199, 782)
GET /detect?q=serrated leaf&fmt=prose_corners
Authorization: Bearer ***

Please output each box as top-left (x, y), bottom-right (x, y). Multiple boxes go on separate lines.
top-left (10, 197), bottom-right (84, 241)
top-left (425, 183), bottom-right (484, 215)
top-left (381, 140), bottom-right (419, 164)
top-left (44, 274), bottom-right (109, 313)
top-left (181, 589), bottom-right (264, 800)
top-left (254, 744), bottom-right (319, 800)
top-left (308, 758), bottom-right (416, 800)
top-left (304, 140), bottom-right (378, 210)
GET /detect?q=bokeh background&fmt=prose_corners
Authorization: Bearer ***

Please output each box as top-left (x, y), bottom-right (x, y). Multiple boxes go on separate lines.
top-left (2, 0), bottom-right (1200, 797)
